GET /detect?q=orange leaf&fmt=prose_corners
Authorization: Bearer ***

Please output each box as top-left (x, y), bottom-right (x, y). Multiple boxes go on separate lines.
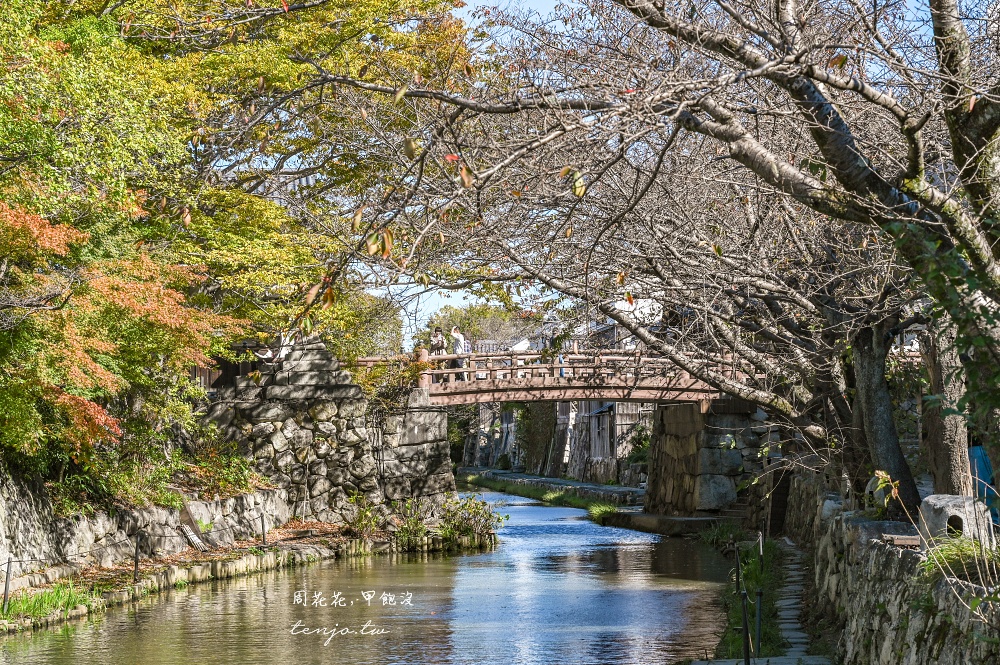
top-left (305, 282), bottom-right (322, 306)
top-left (281, 0), bottom-right (289, 11)
top-left (444, 154), bottom-right (460, 163)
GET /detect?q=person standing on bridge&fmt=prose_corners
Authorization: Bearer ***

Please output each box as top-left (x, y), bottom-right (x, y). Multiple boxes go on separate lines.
top-left (430, 327), bottom-right (447, 356)
top-left (450, 326), bottom-right (467, 382)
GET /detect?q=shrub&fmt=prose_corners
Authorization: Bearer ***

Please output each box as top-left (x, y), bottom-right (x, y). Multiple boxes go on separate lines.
top-left (438, 493), bottom-right (508, 544)
top-left (391, 498), bottom-right (430, 551)
top-left (624, 425), bottom-right (651, 465)
top-left (345, 493), bottom-right (382, 540)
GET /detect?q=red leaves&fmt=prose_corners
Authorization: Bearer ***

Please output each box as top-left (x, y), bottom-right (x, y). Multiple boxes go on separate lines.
top-left (280, 0), bottom-right (290, 12)
top-left (444, 154), bottom-right (460, 163)
top-left (0, 202), bottom-right (88, 256)
top-left (55, 392), bottom-right (122, 451)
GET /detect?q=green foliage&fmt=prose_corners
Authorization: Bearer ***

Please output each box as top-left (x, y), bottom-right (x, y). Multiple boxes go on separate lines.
top-left (920, 537), bottom-right (1000, 586)
top-left (391, 498), bottom-right (430, 551)
top-left (624, 425), bottom-right (651, 465)
top-left (698, 521), bottom-right (750, 547)
top-left (438, 493), bottom-right (508, 544)
top-left (587, 502), bottom-right (618, 525)
top-left (0, 0), bottom-right (464, 509)
top-left (715, 540), bottom-right (785, 659)
top-left (345, 493), bottom-right (383, 541)
top-left (0, 581), bottom-right (100, 621)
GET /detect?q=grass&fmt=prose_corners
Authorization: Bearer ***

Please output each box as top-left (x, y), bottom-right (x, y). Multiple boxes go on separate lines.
top-left (588, 503), bottom-right (619, 525)
top-left (0, 582), bottom-right (102, 622)
top-left (920, 536), bottom-right (1000, 586)
top-left (459, 473), bottom-right (604, 511)
top-left (714, 539), bottom-right (786, 659)
top-left (698, 520), bottom-right (750, 547)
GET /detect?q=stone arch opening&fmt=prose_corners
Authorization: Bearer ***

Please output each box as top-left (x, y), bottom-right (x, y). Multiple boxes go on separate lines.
top-left (947, 514), bottom-right (964, 537)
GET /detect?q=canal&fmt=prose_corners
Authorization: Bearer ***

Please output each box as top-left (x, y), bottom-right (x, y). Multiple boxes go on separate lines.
top-left (1, 492), bottom-right (731, 665)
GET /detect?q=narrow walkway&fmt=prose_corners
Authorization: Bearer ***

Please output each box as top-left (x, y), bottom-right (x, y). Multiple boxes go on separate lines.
top-left (458, 467), bottom-right (645, 505)
top-left (690, 538), bottom-right (831, 665)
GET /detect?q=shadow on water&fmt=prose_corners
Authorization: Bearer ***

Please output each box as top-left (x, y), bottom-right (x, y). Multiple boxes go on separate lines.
top-left (1, 490), bottom-right (730, 665)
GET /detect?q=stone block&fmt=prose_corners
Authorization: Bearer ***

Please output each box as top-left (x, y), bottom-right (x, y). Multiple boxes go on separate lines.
top-left (401, 410), bottom-right (447, 446)
top-left (269, 429), bottom-right (288, 452)
top-left (698, 448), bottom-right (743, 475)
top-left (252, 442), bottom-right (274, 460)
top-left (308, 460), bottom-right (327, 477)
top-left (314, 440), bottom-right (332, 458)
top-left (311, 402), bottom-right (338, 421)
top-left (705, 432), bottom-right (739, 449)
top-left (283, 359), bottom-right (339, 372)
top-left (264, 385), bottom-right (363, 401)
top-left (327, 467), bottom-right (348, 485)
top-left (290, 429), bottom-right (313, 449)
top-left (330, 447), bottom-right (355, 467)
top-left (273, 371), bottom-right (352, 386)
top-left (349, 454), bottom-right (377, 480)
top-left (280, 418), bottom-right (300, 437)
top-left (408, 472), bottom-right (456, 497)
top-left (918, 495), bottom-right (994, 548)
top-left (316, 421), bottom-right (337, 437)
top-left (274, 449), bottom-right (296, 471)
top-left (383, 478), bottom-right (412, 501)
top-left (309, 476), bottom-right (332, 498)
top-left (251, 422), bottom-right (275, 438)
top-left (247, 403), bottom-right (294, 422)
top-left (337, 398), bottom-right (367, 419)
top-left (694, 474), bottom-right (737, 511)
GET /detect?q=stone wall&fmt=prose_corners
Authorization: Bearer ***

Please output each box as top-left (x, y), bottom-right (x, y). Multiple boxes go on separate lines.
top-left (214, 338), bottom-right (455, 522)
top-left (781, 471), bottom-right (1000, 665)
top-left (0, 337), bottom-right (455, 581)
top-left (644, 400), bottom-right (759, 514)
top-left (380, 389), bottom-right (457, 506)
top-left (0, 462), bottom-right (290, 581)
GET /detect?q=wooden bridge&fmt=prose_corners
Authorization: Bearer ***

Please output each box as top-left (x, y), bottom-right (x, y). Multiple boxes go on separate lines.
top-left (355, 350), bottom-right (738, 406)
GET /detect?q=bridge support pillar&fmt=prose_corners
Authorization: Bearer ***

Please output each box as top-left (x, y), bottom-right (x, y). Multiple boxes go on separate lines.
top-left (645, 399), bottom-right (761, 516)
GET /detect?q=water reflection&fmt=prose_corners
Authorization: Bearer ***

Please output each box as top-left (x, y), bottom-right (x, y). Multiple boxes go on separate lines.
top-left (1, 491), bottom-right (729, 665)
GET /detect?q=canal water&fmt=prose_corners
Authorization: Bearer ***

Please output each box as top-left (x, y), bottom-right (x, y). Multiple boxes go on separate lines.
top-left (1, 492), bottom-right (731, 665)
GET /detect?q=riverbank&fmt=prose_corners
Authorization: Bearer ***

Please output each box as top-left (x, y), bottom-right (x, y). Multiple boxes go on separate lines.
top-left (460, 468), bottom-right (732, 536)
top-left (458, 467), bottom-right (643, 507)
top-left (0, 519), bottom-right (496, 636)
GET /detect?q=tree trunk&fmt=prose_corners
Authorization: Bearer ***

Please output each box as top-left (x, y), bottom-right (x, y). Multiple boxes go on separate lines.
top-left (853, 324), bottom-right (922, 512)
top-left (921, 317), bottom-right (973, 495)
top-left (843, 391), bottom-right (873, 501)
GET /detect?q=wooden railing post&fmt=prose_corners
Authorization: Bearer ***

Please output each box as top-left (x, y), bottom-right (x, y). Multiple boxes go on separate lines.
top-left (417, 348), bottom-right (431, 389)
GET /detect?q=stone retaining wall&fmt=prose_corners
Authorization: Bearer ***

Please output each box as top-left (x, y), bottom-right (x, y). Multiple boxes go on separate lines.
top-left (213, 339), bottom-right (455, 523)
top-left (1, 338), bottom-right (455, 581)
top-left (0, 467), bottom-right (290, 583)
top-left (782, 471), bottom-right (1000, 665)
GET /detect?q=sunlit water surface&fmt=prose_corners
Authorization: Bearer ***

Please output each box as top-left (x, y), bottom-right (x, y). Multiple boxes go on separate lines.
top-left (1, 492), bottom-right (730, 665)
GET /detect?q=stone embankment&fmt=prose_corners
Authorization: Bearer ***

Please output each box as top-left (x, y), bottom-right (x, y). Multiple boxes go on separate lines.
top-left (782, 471), bottom-right (1000, 665)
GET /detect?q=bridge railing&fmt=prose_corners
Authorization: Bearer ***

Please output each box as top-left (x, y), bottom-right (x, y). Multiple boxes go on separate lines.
top-left (354, 349), bottom-right (749, 390)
